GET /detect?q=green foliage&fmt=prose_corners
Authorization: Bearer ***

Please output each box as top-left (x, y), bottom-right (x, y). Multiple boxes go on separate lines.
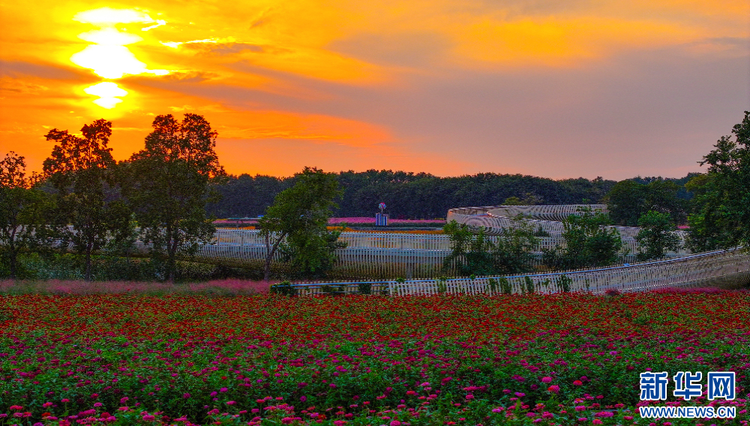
top-left (270, 281), bottom-right (296, 296)
top-left (558, 274), bottom-right (572, 292)
top-left (499, 277), bottom-right (512, 294)
top-left (321, 284), bottom-right (345, 295)
top-left (43, 119), bottom-right (128, 280)
top-left (442, 217), bottom-right (539, 276)
top-left (543, 207), bottom-right (623, 270)
top-left (487, 277), bottom-right (498, 293)
top-left (523, 276), bottom-right (535, 294)
top-left (124, 113), bottom-right (225, 282)
top-left (442, 221), bottom-right (495, 276)
top-left (635, 211), bottom-right (682, 261)
top-left (279, 227), bottom-right (347, 279)
top-left (605, 179), bottom-right (687, 226)
top-left (259, 167), bottom-right (344, 281)
top-left (688, 111), bottom-right (750, 251)
top-left (357, 281), bottom-right (372, 295)
top-left (0, 152), bottom-right (58, 279)
top-left (209, 171), bottom-right (618, 219)
top-left (436, 276), bottom-right (447, 294)
top-left (492, 218), bottom-right (540, 274)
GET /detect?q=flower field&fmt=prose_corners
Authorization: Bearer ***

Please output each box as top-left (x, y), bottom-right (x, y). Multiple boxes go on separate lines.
top-left (1, 288), bottom-right (749, 425)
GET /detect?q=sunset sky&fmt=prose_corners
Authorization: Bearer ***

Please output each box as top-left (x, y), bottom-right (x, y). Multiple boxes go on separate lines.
top-left (1, 0), bottom-right (748, 180)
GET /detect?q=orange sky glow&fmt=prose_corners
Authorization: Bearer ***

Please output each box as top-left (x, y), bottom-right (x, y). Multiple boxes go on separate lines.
top-left (1, 0), bottom-right (748, 180)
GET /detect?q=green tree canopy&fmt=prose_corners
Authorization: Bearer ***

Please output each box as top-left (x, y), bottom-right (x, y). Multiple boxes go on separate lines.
top-left (42, 119), bottom-right (125, 280)
top-left (688, 111), bottom-right (750, 251)
top-left (258, 167), bottom-right (343, 281)
top-left (125, 113), bottom-right (225, 282)
top-left (636, 211), bottom-right (682, 261)
top-left (442, 217), bottom-right (539, 276)
top-left (0, 152), bottom-right (54, 278)
top-left (543, 208), bottom-right (623, 270)
top-left (605, 179), bottom-right (687, 227)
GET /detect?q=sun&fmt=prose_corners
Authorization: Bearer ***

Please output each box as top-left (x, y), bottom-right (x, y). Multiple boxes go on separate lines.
top-left (71, 7), bottom-right (169, 107)
top-left (83, 82), bottom-right (128, 109)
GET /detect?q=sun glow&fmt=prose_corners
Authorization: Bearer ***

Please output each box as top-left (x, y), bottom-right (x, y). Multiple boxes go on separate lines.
top-left (84, 82), bottom-right (128, 109)
top-left (71, 7), bottom-right (169, 86)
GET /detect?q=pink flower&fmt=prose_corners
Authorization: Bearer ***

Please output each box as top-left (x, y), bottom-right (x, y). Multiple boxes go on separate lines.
top-left (548, 385), bottom-right (560, 394)
top-left (226, 401), bottom-right (236, 405)
top-left (575, 406), bottom-right (586, 412)
top-left (541, 377), bottom-right (552, 383)
top-left (390, 421), bottom-right (402, 426)
top-left (592, 420), bottom-right (603, 425)
top-left (142, 414), bottom-right (155, 421)
top-left (573, 380), bottom-right (583, 386)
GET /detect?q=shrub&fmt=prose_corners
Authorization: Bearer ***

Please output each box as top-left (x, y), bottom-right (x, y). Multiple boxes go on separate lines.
top-left (558, 274), bottom-right (572, 292)
top-left (357, 281), bottom-right (372, 295)
top-left (270, 281), bottom-right (296, 296)
top-left (499, 277), bottom-right (512, 294)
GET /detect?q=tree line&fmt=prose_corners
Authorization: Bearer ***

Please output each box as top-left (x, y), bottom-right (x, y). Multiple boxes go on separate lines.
top-left (208, 172), bottom-right (622, 219)
top-left (1, 114), bottom-right (346, 282)
top-left (2, 111), bottom-right (749, 281)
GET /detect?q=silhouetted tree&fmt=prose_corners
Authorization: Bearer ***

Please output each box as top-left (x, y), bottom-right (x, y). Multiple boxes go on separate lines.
top-left (688, 111), bottom-right (750, 251)
top-left (125, 113), bottom-right (225, 282)
top-left (43, 119), bottom-right (125, 280)
top-left (0, 152), bottom-right (54, 278)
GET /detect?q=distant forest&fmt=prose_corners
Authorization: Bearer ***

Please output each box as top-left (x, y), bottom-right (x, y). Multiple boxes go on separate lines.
top-left (207, 170), bottom-right (699, 219)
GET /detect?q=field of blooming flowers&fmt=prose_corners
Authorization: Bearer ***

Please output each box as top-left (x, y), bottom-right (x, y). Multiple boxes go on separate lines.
top-left (1, 287), bottom-right (749, 426)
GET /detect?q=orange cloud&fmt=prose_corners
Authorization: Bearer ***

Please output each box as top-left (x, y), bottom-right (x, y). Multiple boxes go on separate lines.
top-left (454, 17), bottom-right (702, 67)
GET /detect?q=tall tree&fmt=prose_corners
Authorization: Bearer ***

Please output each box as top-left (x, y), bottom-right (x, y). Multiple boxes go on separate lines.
top-left (258, 167), bottom-right (343, 281)
top-left (0, 152), bottom-right (53, 278)
top-left (43, 119), bottom-right (122, 280)
top-left (688, 111), bottom-right (750, 251)
top-left (126, 113), bottom-right (225, 282)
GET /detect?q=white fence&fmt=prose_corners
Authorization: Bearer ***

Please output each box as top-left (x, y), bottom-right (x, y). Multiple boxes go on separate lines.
top-left (280, 248), bottom-right (750, 296)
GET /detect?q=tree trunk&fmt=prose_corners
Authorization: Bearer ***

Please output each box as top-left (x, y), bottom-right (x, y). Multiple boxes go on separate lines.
top-left (9, 244), bottom-right (17, 279)
top-left (264, 233), bottom-right (272, 282)
top-left (263, 232), bottom-right (284, 282)
top-left (167, 228), bottom-right (180, 283)
top-left (85, 244), bottom-right (92, 281)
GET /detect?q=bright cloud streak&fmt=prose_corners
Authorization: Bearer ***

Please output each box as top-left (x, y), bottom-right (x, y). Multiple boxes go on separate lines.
top-left (73, 7), bottom-right (158, 25)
